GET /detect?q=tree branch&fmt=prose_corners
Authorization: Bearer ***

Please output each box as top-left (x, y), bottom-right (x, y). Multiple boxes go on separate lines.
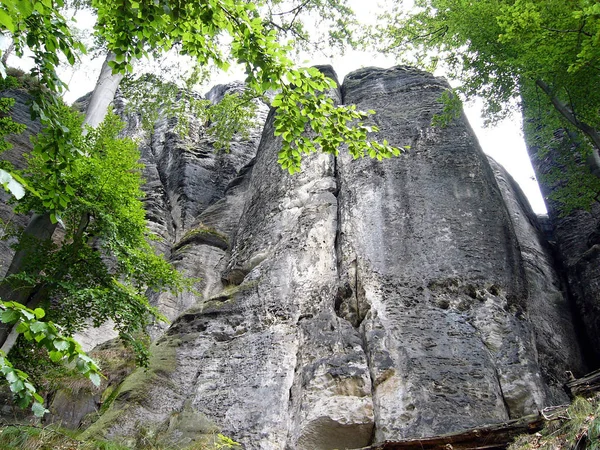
top-left (535, 79), bottom-right (600, 152)
top-left (271, 0), bottom-right (311, 17)
top-left (540, 26), bottom-right (592, 37)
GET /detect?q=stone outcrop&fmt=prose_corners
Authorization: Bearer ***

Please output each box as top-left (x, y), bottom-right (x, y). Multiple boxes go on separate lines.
top-left (77, 66), bottom-right (588, 449)
top-left (525, 136), bottom-right (600, 368)
top-left (115, 84), bottom-right (269, 335)
top-left (487, 157), bottom-right (586, 400)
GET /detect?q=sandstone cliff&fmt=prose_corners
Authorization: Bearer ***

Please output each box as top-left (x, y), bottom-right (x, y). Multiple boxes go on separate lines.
top-left (525, 133), bottom-right (600, 369)
top-left (0, 65), bottom-right (593, 449)
top-left (78, 66), bottom-right (586, 449)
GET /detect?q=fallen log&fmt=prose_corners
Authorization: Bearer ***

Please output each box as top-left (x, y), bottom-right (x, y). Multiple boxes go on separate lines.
top-left (362, 414), bottom-right (545, 450)
top-left (566, 368), bottom-right (600, 398)
top-left (362, 368), bottom-right (600, 450)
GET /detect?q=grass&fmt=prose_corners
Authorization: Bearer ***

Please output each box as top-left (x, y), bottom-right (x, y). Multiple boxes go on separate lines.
top-left (0, 425), bottom-right (240, 450)
top-left (509, 394), bottom-right (600, 449)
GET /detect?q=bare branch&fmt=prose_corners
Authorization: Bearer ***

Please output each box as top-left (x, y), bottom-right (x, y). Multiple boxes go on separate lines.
top-left (271, 0), bottom-right (312, 17)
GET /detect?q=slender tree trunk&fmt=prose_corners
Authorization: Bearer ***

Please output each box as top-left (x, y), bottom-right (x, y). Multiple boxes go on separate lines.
top-left (0, 213), bottom-right (91, 353)
top-left (84, 53), bottom-right (124, 129)
top-left (1, 42), bottom-right (14, 66)
top-left (0, 52), bottom-right (124, 352)
top-left (0, 213), bottom-right (57, 346)
top-left (535, 79), bottom-right (600, 175)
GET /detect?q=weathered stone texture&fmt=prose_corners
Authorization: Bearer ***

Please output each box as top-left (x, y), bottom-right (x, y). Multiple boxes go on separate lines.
top-left (2, 67), bottom-right (591, 449)
top-left (336, 66), bottom-right (567, 442)
top-left (527, 141), bottom-right (600, 367)
top-left (488, 157), bottom-right (587, 399)
top-left (115, 85), bottom-right (270, 332)
top-left (0, 90), bottom-right (41, 276)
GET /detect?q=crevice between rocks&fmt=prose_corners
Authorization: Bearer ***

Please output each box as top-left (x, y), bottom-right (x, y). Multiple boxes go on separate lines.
top-left (472, 324), bottom-right (513, 420)
top-left (149, 125), bottom-right (178, 246)
top-left (332, 149), bottom-right (378, 447)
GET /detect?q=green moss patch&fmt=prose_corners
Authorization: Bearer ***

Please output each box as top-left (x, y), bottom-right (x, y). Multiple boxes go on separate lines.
top-left (81, 339), bottom-right (178, 441)
top-left (173, 224), bottom-right (228, 252)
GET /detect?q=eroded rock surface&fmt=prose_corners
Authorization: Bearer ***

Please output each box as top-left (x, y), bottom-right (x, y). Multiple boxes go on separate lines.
top-left (0, 90), bottom-right (41, 275)
top-left (488, 157), bottom-right (586, 399)
top-left (114, 84), bottom-right (270, 334)
top-left (526, 138), bottom-right (600, 368)
top-left (83, 66), bottom-right (587, 449)
top-left (336, 66), bottom-right (565, 441)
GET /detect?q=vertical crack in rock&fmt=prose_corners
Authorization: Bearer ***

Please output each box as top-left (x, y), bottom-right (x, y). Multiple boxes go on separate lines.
top-left (148, 125), bottom-right (178, 245)
top-left (280, 68), bottom-right (375, 450)
top-left (496, 366), bottom-right (514, 418)
top-left (333, 153), bottom-right (370, 329)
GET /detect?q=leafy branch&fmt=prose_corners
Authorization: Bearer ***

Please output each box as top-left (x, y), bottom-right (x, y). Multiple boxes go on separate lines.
top-left (273, 67), bottom-right (404, 174)
top-left (0, 301), bottom-right (102, 417)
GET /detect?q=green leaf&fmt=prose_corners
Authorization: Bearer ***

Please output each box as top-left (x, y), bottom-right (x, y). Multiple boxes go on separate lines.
top-left (10, 378), bottom-right (25, 393)
top-left (21, 310), bottom-right (34, 320)
top-left (5, 369), bottom-right (18, 383)
top-left (15, 0), bottom-right (34, 17)
top-left (0, 9), bottom-right (15, 33)
top-left (0, 308), bottom-right (19, 324)
top-left (49, 350), bottom-right (63, 363)
top-left (89, 372), bottom-right (101, 387)
top-left (32, 402), bottom-right (48, 417)
top-left (33, 308), bottom-right (45, 319)
top-left (53, 340), bottom-right (69, 351)
top-left (0, 169), bottom-right (26, 200)
top-left (30, 321), bottom-right (48, 334)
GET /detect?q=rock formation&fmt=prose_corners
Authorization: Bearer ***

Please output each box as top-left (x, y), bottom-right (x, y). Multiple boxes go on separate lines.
top-left (78, 66), bottom-right (587, 449)
top-left (1, 66), bottom-right (594, 449)
top-left (525, 134), bottom-right (600, 368)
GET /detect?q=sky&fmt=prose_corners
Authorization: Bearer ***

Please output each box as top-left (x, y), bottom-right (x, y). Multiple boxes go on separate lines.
top-left (1, 1), bottom-right (547, 214)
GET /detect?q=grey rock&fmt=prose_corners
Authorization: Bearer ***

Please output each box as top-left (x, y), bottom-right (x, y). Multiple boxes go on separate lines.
top-left (0, 89), bottom-right (40, 276)
top-left (337, 66), bottom-right (577, 441)
top-left (525, 138), bottom-right (600, 366)
top-left (2, 67), bottom-right (590, 448)
top-left (488, 156), bottom-right (586, 400)
top-left (134, 85), bottom-right (270, 331)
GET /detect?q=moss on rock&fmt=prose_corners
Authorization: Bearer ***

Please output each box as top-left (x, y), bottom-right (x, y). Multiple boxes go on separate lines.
top-left (173, 224), bottom-right (229, 252)
top-left (80, 339), bottom-right (178, 441)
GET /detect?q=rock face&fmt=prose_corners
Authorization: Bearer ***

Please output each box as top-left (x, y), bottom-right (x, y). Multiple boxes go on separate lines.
top-left (0, 90), bottom-right (41, 275)
top-left (525, 138), bottom-right (600, 368)
top-left (488, 157), bottom-right (586, 401)
top-left (79, 66), bottom-right (587, 449)
top-left (114, 84), bottom-right (269, 333)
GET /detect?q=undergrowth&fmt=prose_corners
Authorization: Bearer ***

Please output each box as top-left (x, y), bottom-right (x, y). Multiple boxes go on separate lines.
top-left (0, 425), bottom-right (240, 450)
top-left (510, 395), bottom-right (600, 449)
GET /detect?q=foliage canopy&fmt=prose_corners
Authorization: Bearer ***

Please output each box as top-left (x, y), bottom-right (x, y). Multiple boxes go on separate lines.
top-left (0, 76), bottom-right (187, 413)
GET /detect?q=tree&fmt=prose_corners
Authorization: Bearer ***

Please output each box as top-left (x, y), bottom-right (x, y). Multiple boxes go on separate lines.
top-left (0, 73), bottom-right (186, 414)
top-left (12, 104), bottom-right (187, 360)
top-left (376, 0), bottom-right (600, 210)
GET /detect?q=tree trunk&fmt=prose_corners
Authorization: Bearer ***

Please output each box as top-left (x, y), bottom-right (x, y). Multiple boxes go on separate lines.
top-left (0, 213), bottom-right (57, 347)
top-left (0, 52), bottom-right (124, 351)
top-left (1, 42), bottom-right (14, 66)
top-left (535, 79), bottom-right (600, 176)
top-left (83, 52), bottom-right (124, 129)
top-left (364, 414), bottom-right (544, 449)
